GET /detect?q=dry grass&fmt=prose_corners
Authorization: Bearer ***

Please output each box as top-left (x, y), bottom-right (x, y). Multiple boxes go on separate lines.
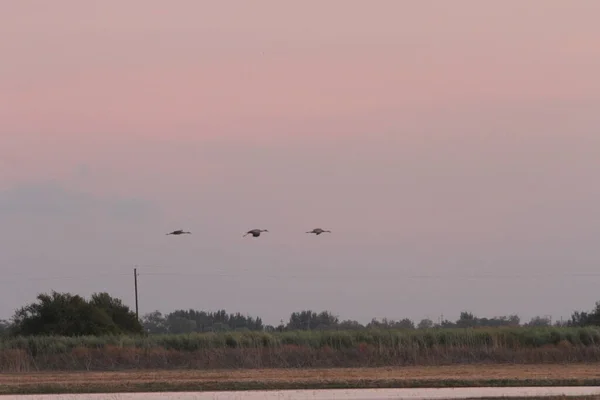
top-left (4, 327), bottom-right (600, 393)
top-left (1, 363), bottom-right (600, 384)
top-left (4, 327), bottom-right (600, 372)
top-left (474, 398), bottom-right (600, 400)
top-left (3, 342), bottom-right (600, 372)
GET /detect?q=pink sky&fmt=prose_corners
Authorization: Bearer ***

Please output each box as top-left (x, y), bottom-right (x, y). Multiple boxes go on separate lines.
top-left (1, 1), bottom-right (600, 324)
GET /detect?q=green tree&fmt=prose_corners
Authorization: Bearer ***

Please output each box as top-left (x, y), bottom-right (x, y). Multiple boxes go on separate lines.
top-left (477, 315), bottom-right (520, 327)
top-left (11, 291), bottom-right (142, 336)
top-left (287, 310), bottom-right (339, 330)
top-left (89, 292), bottom-right (142, 333)
top-left (525, 316), bottom-right (552, 327)
top-left (367, 317), bottom-right (415, 329)
top-left (0, 319), bottom-right (11, 337)
top-left (338, 319), bottom-right (364, 330)
top-left (569, 301), bottom-right (600, 327)
top-left (163, 309), bottom-right (263, 332)
top-left (436, 319), bottom-right (456, 328)
top-left (167, 315), bottom-right (197, 333)
top-left (417, 318), bottom-right (434, 329)
top-left (456, 311), bottom-right (478, 328)
top-left (142, 310), bottom-right (168, 334)
top-left (395, 318), bottom-right (416, 329)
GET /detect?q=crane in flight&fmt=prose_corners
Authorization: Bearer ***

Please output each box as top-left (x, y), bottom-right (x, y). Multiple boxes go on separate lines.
top-left (243, 229), bottom-right (269, 238)
top-left (166, 230), bottom-right (192, 235)
top-left (306, 228), bottom-right (331, 235)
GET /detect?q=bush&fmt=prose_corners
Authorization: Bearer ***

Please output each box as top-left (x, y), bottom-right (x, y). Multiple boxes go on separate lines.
top-left (2, 326), bottom-right (600, 372)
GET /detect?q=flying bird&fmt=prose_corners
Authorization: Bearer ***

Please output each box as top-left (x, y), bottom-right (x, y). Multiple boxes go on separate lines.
top-left (166, 230), bottom-right (191, 235)
top-left (243, 229), bottom-right (269, 238)
top-left (306, 228), bottom-right (331, 235)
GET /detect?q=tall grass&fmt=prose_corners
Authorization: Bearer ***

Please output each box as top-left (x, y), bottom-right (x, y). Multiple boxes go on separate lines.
top-left (2, 326), bottom-right (600, 372)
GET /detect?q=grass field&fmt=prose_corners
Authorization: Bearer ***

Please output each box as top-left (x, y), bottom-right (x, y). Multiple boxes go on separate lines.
top-left (474, 398), bottom-right (600, 400)
top-left (2, 326), bottom-right (600, 371)
top-left (2, 364), bottom-right (600, 394)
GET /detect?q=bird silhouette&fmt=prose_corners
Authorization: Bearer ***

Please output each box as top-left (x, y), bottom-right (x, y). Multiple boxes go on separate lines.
top-left (306, 228), bottom-right (331, 235)
top-left (166, 230), bottom-right (191, 235)
top-left (243, 229), bottom-right (269, 238)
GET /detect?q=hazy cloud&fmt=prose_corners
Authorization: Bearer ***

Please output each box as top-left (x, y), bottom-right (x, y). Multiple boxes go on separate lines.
top-left (0, 1), bottom-right (599, 325)
top-left (0, 182), bottom-right (157, 222)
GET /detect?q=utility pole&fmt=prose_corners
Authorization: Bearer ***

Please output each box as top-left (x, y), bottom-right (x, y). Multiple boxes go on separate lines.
top-left (134, 267), bottom-right (139, 320)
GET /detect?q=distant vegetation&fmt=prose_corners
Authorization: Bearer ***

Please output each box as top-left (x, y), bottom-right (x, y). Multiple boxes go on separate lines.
top-left (5, 291), bottom-right (142, 337)
top-left (2, 326), bottom-right (600, 372)
top-left (140, 300), bottom-right (600, 334)
top-left (2, 291), bottom-right (600, 371)
top-left (2, 290), bottom-right (600, 337)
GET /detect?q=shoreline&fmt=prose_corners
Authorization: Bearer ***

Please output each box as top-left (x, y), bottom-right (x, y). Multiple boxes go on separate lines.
top-left (2, 364), bottom-right (600, 395)
top-left (3, 389), bottom-right (600, 400)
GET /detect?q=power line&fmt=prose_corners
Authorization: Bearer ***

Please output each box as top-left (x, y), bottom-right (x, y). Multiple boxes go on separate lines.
top-left (0, 272), bottom-right (130, 285)
top-left (2, 268), bottom-right (600, 284)
top-left (136, 270), bottom-right (600, 280)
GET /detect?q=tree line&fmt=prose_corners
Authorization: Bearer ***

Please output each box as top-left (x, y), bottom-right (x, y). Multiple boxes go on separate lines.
top-left (2, 290), bottom-right (600, 337)
top-left (0, 291), bottom-right (142, 337)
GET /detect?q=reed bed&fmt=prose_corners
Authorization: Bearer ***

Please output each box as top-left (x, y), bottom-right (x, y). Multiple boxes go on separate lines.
top-left (1, 326), bottom-right (600, 372)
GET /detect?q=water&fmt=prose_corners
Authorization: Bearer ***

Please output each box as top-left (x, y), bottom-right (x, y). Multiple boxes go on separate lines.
top-left (2, 387), bottom-right (600, 399)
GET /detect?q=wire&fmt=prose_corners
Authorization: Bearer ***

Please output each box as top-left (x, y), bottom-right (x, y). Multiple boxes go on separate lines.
top-left (0, 272), bottom-right (130, 285)
top-left (2, 265), bottom-right (600, 285)
top-left (138, 270), bottom-right (600, 280)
